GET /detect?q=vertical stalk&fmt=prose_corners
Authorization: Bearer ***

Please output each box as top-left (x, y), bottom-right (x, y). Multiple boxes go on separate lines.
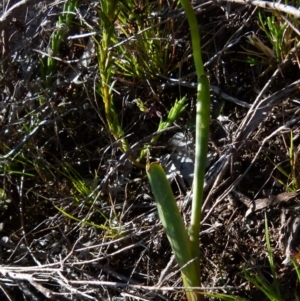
top-left (179, 0), bottom-right (210, 289)
top-left (179, 1), bottom-right (205, 77)
top-left (189, 75), bottom-right (210, 278)
top-left (146, 1), bottom-right (210, 300)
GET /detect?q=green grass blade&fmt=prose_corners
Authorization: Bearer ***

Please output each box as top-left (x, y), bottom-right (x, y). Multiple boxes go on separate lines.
top-left (205, 292), bottom-right (250, 301)
top-left (265, 213), bottom-right (282, 299)
top-left (55, 206), bottom-right (109, 231)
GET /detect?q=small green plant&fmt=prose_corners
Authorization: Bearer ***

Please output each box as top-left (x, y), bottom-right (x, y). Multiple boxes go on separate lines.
top-left (147, 163), bottom-right (203, 301)
top-left (41, 0), bottom-right (79, 86)
top-left (242, 213), bottom-right (300, 301)
top-left (114, 0), bottom-right (173, 78)
top-left (258, 9), bottom-right (297, 62)
top-left (240, 7), bottom-right (300, 67)
top-left (94, 0), bottom-right (187, 167)
top-left (265, 131), bottom-right (300, 192)
top-left (54, 162), bottom-right (123, 238)
top-left (139, 96), bottom-right (187, 158)
top-left (146, 0), bottom-right (210, 300)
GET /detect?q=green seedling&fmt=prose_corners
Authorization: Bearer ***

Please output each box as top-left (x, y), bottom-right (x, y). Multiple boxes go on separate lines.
top-left (265, 131), bottom-right (300, 192)
top-left (243, 213), bottom-right (300, 301)
top-left (139, 96), bottom-right (187, 159)
top-left (146, 0), bottom-right (210, 300)
top-left (258, 8), bottom-right (299, 62)
top-left (147, 162), bottom-right (203, 301)
top-left (41, 0), bottom-right (79, 86)
top-left (242, 213), bottom-right (298, 301)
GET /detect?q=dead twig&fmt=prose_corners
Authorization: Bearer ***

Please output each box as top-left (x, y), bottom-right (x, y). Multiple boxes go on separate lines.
top-left (0, 0), bottom-right (36, 28)
top-left (223, 0), bottom-right (300, 19)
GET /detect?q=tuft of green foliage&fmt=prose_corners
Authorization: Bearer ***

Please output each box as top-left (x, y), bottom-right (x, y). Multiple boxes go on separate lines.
top-left (265, 131), bottom-right (300, 192)
top-left (93, 0), bottom-right (187, 167)
top-left (242, 213), bottom-right (300, 301)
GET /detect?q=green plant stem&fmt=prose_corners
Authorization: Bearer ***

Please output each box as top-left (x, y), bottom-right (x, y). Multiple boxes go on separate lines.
top-left (179, 1), bottom-right (205, 77)
top-left (189, 74), bottom-right (210, 272)
top-left (179, 0), bottom-right (210, 285)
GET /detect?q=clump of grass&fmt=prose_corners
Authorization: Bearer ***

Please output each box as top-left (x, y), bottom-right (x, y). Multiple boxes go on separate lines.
top-left (258, 8), bottom-right (299, 62)
top-left (114, 0), bottom-right (173, 78)
top-left (244, 7), bottom-right (300, 67)
top-left (93, 0), bottom-right (187, 167)
top-left (55, 162), bottom-right (123, 238)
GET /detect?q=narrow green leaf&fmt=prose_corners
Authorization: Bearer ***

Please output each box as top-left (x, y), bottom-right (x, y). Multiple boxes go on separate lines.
top-left (146, 162), bottom-right (201, 300)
